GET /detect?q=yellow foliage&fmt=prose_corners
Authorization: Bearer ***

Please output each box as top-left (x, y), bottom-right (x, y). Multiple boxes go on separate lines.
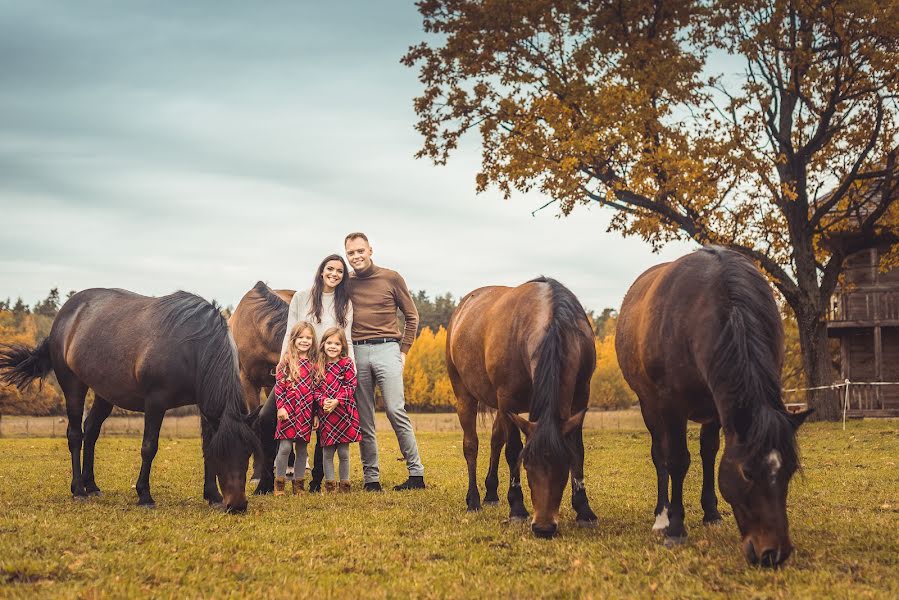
top-left (0, 311), bottom-right (63, 415)
top-left (590, 334), bottom-right (637, 410)
top-left (403, 326), bottom-right (454, 410)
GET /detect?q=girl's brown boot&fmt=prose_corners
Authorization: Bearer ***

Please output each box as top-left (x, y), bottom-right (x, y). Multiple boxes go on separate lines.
top-left (324, 481), bottom-right (337, 494)
top-left (338, 481), bottom-right (351, 494)
top-left (274, 476), bottom-right (287, 497)
top-left (292, 479), bottom-right (305, 495)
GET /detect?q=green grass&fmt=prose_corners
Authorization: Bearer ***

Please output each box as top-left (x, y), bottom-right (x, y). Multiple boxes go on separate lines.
top-left (0, 421), bottom-right (897, 598)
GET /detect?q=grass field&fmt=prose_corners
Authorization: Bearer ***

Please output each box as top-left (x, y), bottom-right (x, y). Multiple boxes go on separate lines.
top-left (0, 419), bottom-right (897, 598)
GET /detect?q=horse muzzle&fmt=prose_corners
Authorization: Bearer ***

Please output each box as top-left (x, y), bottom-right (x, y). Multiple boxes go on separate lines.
top-left (531, 521), bottom-right (559, 539)
top-left (744, 537), bottom-right (792, 568)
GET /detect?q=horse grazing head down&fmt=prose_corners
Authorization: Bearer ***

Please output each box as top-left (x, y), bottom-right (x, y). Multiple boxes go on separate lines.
top-left (205, 407), bottom-right (262, 513)
top-left (717, 408), bottom-right (813, 567)
top-left (509, 409), bottom-right (587, 538)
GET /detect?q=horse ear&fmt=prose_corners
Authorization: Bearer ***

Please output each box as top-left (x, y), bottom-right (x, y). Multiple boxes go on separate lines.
top-left (562, 409), bottom-right (588, 436)
top-left (788, 408), bottom-right (814, 430)
top-left (507, 412), bottom-right (536, 438)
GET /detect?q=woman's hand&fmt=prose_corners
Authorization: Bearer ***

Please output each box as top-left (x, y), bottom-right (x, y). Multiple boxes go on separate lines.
top-left (277, 407), bottom-right (288, 422)
top-left (313, 416), bottom-right (320, 429)
top-left (323, 398), bottom-right (338, 413)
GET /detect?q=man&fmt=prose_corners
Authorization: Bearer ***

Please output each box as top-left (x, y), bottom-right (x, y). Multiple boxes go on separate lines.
top-left (344, 232), bottom-right (425, 491)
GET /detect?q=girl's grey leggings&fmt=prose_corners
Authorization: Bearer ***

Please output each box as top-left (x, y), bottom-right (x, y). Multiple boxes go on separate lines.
top-left (275, 439), bottom-right (308, 478)
top-left (322, 443), bottom-right (350, 481)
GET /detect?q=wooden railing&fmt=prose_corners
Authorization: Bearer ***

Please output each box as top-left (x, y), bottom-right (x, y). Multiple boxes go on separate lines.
top-left (828, 288), bottom-right (899, 322)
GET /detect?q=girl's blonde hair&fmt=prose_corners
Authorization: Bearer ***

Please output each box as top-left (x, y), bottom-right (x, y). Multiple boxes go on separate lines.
top-left (315, 326), bottom-right (348, 378)
top-left (281, 321), bottom-right (317, 382)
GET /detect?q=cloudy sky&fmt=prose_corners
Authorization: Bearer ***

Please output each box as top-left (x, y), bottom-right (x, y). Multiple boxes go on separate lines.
top-left (0, 1), bottom-right (696, 313)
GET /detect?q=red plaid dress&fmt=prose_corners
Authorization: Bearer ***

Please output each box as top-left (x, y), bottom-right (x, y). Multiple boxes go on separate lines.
top-left (314, 357), bottom-right (362, 446)
top-left (274, 358), bottom-right (315, 442)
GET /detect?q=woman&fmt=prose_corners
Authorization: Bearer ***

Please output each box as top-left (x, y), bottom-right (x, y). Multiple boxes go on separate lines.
top-left (280, 254), bottom-right (354, 364)
top-left (276, 254), bottom-right (354, 491)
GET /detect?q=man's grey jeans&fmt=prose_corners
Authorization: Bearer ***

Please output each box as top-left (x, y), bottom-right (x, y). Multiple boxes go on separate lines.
top-left (353, 341), bottom-right (424, 483)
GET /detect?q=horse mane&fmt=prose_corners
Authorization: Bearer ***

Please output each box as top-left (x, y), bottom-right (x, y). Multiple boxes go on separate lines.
top-left (523, 277), bottom-right (591, 467)
top-left (251, 280), bottom-right (289, 339)
top-left (703, 247), bottom-right (799, 469)
top-left (152, 291), bottom-right (261, 462)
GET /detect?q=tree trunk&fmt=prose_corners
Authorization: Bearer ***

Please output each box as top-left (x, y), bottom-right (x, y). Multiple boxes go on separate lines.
top-left (795, 307), bottom-right (840, 421)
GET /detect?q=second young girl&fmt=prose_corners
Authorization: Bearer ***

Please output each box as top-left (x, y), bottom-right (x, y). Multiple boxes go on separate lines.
top-left (273, 321), bottom-right (317, 496)
top-left (313, 327), bottom-right (362, 493)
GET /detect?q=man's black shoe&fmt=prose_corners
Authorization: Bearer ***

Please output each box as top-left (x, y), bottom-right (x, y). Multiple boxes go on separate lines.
top-left (393, 476), bottom-right (426, 491)
top-left (363, 482), bottom-right (383, 492)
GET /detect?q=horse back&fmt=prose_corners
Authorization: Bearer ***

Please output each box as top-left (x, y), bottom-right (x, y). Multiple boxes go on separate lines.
top-left (617, 252), bottom-right (732, 423)
top-left (50, 289), bottom-right (195, 410)
top-left (448, 281), bottom-right (593, 414)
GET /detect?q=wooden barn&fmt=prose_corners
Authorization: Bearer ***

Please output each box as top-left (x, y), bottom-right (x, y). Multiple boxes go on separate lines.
top-left (827, 247), bottom-right (899, 417)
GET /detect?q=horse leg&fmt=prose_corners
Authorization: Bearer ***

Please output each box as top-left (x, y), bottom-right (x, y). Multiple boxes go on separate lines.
top-left (649, 429), bottom-right (671, 534)
top-left (483, 415), bottom-right (505, 505)
top-left (505, 426), bottom-right (529, 522)
top-left (570, 422), bottom-right (598, 526)
top-left (59, 372), bottom-right (88, 498)
top-left (135, 407), bottom-right (165, 507)
top-left (699, 422), bottom-right (722, 525)
top-left (82, 396), bottom-right (113, 496)
top-left (253, 389), bottom-right (278, 495)
top-left (200, 415), bottom-right (224, 507)
top-left (662, 420), bottom-right (690, 542)
top-left (241, 376), bottom-right (266, 481)
top-left (456, 394), bottom-right (481, 511)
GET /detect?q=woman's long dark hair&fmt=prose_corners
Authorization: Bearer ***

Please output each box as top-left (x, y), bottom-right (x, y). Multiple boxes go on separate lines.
top-left (310, 254), bottom-right (350, 328)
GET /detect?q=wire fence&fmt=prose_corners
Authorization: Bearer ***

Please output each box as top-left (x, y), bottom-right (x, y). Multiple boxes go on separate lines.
top-left (782, 380), bottom-right (899, 430)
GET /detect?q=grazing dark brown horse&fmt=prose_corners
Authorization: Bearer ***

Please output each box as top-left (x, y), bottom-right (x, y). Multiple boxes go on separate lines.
top-left (447, 277), bottom-right (598, 538)
top-left (616, 247), bottom-right (811, 567)
top-left (228, 281), bottom-right (295, 411)
top-left (0, 289), bottom-right (261, 511)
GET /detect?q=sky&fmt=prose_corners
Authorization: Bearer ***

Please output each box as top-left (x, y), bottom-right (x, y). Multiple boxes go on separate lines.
top-left (0, 1), bottom-right (696, 313)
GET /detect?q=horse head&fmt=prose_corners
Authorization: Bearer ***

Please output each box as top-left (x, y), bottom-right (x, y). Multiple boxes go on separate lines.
top-left (206, 406), bottom-right (262, 513)
top-left (718, 409), bottom-right (812, 567)
top-left (509, 409), bottom-right (587, 538)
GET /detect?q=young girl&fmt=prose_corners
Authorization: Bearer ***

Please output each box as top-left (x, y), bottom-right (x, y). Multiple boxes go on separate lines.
top-left (273, 321), bottom-right (317, 496)
top-left (313, 327), bottom-right (362, 493)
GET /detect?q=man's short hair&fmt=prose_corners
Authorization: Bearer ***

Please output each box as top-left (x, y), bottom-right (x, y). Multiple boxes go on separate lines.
top-left (344, 232), bottom-right (369, 245)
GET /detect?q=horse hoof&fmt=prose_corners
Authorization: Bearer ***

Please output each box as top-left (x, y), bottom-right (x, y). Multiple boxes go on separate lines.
top-left (139, 501), bottom-right (156, 509)
top-left (576, 518), bottom-right (599, 528)
top-left (466, 506), bottom-right (482, 513)
top-left (483, 500), bottom-right (500, 507)
top-left (72, 494), bottom-right (89, 502)
top-left (703, 517), bottom-right (723, 527)
top-left (663, 535), bottom-right (687, 548)
top-left (508, 515), bottom-right (529, 524)
top-left (209, 502), bottom-right (226, 511)
top-left (87, 490), bottom-right (102, 497)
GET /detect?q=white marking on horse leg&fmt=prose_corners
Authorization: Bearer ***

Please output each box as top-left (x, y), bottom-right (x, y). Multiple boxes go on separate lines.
top-left (572, 477), bottom-right (585, 492)
top-left (652, 507), bottom-right (669, 532)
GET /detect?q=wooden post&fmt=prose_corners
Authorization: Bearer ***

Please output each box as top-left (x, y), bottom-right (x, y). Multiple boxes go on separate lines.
top-left (875, 326), bottom-right (883, 409)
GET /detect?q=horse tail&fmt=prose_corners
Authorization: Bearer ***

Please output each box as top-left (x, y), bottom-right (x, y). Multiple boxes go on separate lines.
top-left (525, 277), bottom-right (590, 466)
top-left (704, 247), bottom-right (796, 463)
top-left (0, 338), bottom-right (53, 391)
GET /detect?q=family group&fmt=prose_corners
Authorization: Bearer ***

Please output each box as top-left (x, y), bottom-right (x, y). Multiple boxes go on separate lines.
top-left (269, 232), bottom-right (425, 496)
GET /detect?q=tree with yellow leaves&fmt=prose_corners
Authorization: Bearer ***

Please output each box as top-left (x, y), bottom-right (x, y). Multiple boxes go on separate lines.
top-left (404, 0), bottom-right (899, 419)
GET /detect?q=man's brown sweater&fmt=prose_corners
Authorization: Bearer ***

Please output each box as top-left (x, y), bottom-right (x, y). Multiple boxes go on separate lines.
top-left (346, 262), bottom-right (419, 353)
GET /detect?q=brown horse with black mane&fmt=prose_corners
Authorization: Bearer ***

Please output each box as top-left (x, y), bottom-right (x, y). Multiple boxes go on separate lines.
top-left (228, 281), bottom-right (295, 410)
top-left (616, 247), bottom-right (812, 567)
top-left (447, 277), bottom-right (598, 538)
top-left (0, 289), bottom-right (261, 512)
